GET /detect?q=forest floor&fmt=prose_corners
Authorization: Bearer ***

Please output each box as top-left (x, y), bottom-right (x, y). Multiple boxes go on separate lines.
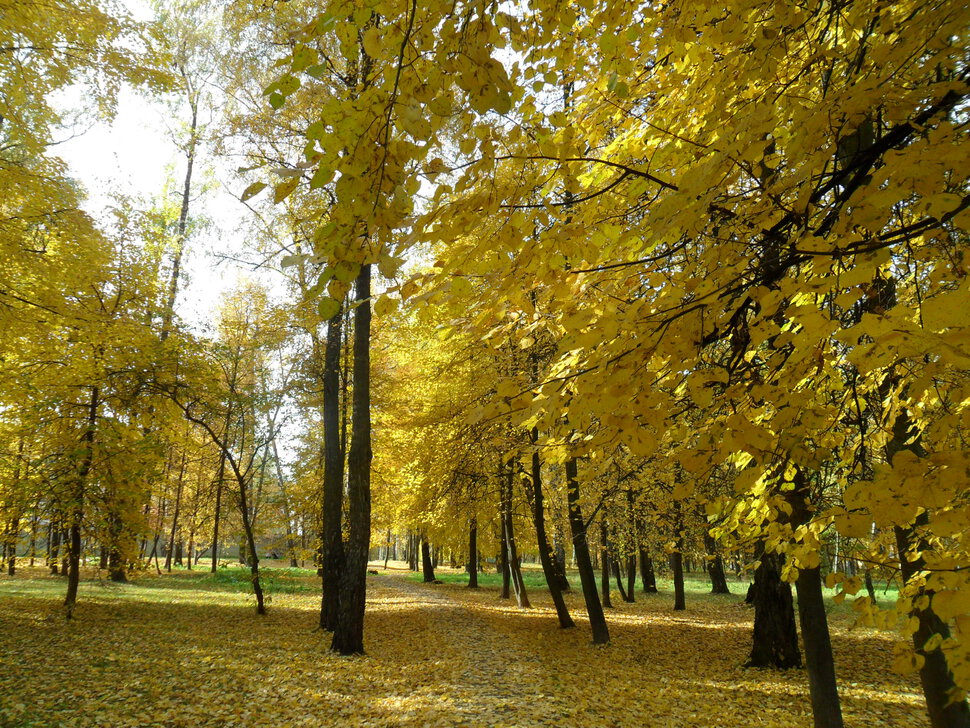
top-left (0, 562), bottom-right (924, 728)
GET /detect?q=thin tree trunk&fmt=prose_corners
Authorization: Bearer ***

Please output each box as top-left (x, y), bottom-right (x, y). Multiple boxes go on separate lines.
top-left (467, 519), bottom-right (478, 588)
top-left (528, 434), bottom-right (573, 627)
top-left (672, 503), bottom-right (686, 610)
top-left (165, 450), bottom-right (187, 572)
top-left (159, 88), bottom-right (197, 342)
top-left (787, 467), bottom-right (843, 727)
top-left (613, 559), bottom-right (633, 602)
top-left (499, 517), bottom-right (511, 599)
top-left (421, 533), bottom-right (436, 583)
top-left (600, 520), bottom-right (613, 609)
top-left (211, 453), bottom-right (225, 573)
top-left (65, 385), bottom-right (99, 619)
top-left (565, 458), bottom-right (609, 644)
top-left (320, 304), bottom-right (345, 631)
top-left (332, 265), bottom-right (372, 655)
top-left (501, 460), bottom-right (530, 608)
top-left (48, 521), bottom-right (60, 575)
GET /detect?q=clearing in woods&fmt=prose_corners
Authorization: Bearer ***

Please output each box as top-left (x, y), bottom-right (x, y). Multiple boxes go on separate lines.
top-left (0, 563), bottom-right (922, 727)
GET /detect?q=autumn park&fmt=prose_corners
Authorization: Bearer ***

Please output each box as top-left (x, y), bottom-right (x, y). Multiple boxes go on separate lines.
top-left (1, 0), bottom-right (969, 726)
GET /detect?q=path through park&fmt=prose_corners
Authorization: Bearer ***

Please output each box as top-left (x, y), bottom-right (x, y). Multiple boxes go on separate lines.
top-left (0, 567), bottom-right (926, 727)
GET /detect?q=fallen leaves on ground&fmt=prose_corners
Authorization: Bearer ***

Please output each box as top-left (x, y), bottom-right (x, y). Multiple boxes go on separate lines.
top-left (0, 566), bottom-right (923, 727)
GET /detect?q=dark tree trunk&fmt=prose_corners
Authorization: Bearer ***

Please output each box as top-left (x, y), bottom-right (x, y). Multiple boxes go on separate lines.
top-left (467, 519), bottom-right (478, 588)
top-left (165, 451), bottom-right (187, 572)
top-left (236, 475), bottom-right (265, 615)
top-left (626, 554), bottom-right (636, 601)
top-left (565, 458), bottom-right (609, 644)
top-left (65, 385), bottom-right (99, 619)
top-left (747, 548), bottom-right (801, 669)
top-left (896, 520), bottom-right (970, 728)
top-left (551, 521), bottom-right (570, 591)
top-left (332, 264), bottom-right (372, 656)
top-left (639, 547), bottom-right (657, 592)
top-left (107, 511), bottom-right (127, 583)
top-left (785, 467), bottom-right (843, 728)
top-left (211, 453), bottom-right (225, 573)
top-left (613, 559), bottom-right (633, 602)
top-left (421, 534), bottom-right (436, 583)
top-left (796, 565), bottom-right (844, 727)
top-left (704, 531), bottom-right (730, 594)
top-left (671, 550), bottom-right (686, 610)
top-left (48, 520), bottom-right (60, 575)
top-left (500, 460), bottom-right (530, 607)
top-left (320, 304), bottom-right (345, 631)
top-left (528, 434), bottom-right (573, 627)
top-left (499, 519), bottom-right (511, 599)
top-left (599, 520), bottom-right (613, 609)
top-left (864, 569), bottom-right (876, 604)
top-left (159, 88), bottom-right (197, 342)
top-left (887, 410), bottom-right (969, 728)
top-left (672, 501), bottom-right (686, 610)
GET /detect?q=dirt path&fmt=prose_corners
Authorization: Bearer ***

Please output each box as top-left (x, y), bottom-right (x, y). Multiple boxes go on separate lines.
top-left (370, 575), bottom-right (572, 726)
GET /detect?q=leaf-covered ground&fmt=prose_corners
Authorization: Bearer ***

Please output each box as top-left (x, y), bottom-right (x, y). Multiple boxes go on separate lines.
top-left (0, 564), bottom-right (923, 727)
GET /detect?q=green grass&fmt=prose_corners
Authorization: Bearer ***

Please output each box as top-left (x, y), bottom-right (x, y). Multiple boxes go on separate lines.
top-left (406, 564), bottom-right (901, 615)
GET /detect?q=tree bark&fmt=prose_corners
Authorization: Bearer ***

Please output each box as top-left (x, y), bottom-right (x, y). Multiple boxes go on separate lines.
top-left (467, 519), bottom-right (478, 588)
top-left (599, 520), bottom-right (613, 609)
top-left (672, 503), bottom-right (686, 610)
top-left (747, 548), bottom-right (801, 668)
top-left (210, 453), bottom-right (225, 573)
top-left (639, 547), bottom-right (657, 592)
top-left (704, 531), bottom-right (730, 594)
top-left (888, 410), bottom-right (970, 728)
top-left (65, 385), bottom-right (99, 619)
top-left (421, 533), bottom-right (436, 583)
top-left (527, 434), bottom-right (573, 627)
top-left (320, 304), bottom-right (345, 631)
top-left (501, 461), bottom-right (530, 608)
top-left (331, 264), bottom-right (372, 655)
top-left (565, 458), bottom-right (609, 644)
top-left (159, 84), bottom-right (198, 342)
top-left (165, 450), bottom-right (187, 572)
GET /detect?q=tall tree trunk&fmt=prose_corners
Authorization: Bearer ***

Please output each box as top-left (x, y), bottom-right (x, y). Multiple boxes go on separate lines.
top-left (613, 559), bottom-right (633, 603)
top-left (888, 411), bottom-right (970, 728)
top-left (65, 385), bottom-right (99, 619)
top-left (165, 450), bottom-right (187, 572)
top-left (672, 503), bottom-right (686, 610)
top-left (421, 533), bottom-right (436, 583)
top-left (499, 517), bottom-right (511, 599)
top-left (747, 547), bottom-right (801, 669)
top-left (48, 520), bottom-right (60, 575)
top-left (107, 510), bottom-right (127, 583)
top-left (704, 531), bottom-right (730, 594)
top-left (235, 473), bottom-right (265, 614)
top-left (565, 458), bottom-right (609, 644)
top-left (332, 264), bottom-right (372, 655)
top-left (527, 432), bottom-right (573, 628)
top-left (211, 452), bottom-right (225, 573)
top-left (159, 89), bottom-right (198, 342)
top-left (639, 547), bottom-right (657, 592)
top-left (501, 460), bottom-right (530, 608)
top-left (787, 467), bottom-right (843, 728)
top-left (320, 304), bottom-right (345, 631)
top-left (599, 520), bottom-right (613, 609)
top-left (467, 518), bottom-right (478, 588)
